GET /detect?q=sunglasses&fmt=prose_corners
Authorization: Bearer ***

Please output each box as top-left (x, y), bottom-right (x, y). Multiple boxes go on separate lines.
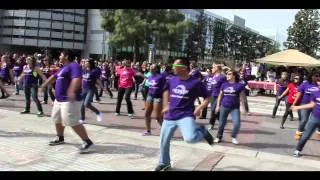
top-left (294, 77), bottom-right (299, 80)
top-left (172, 64), bottom-right (187, 69)
top-left (227, 73), bottom-right (233, 76)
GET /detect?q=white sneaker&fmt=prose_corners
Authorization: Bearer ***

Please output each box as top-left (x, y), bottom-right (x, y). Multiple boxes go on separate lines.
top-left (214, 138), bottom-right (221, 143)
top-left (114, 113), bottom-right (120, 116)
top-left (79, 120), bottom-right (85, 124)
top-left (232, 138), bottom-right (239, 145)
top-left (96, 113), bottom-right (103, 122)
top-left (293, 150), bottom-right (301, 157)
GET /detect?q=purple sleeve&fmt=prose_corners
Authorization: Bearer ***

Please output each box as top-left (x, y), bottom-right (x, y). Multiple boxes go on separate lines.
top-left (71, 63), bottom-right (82, 79)
top-left (163, 78), bottom-right (170, 92)
top-left (297, 83), bottom-right (305, 93)
top-left (197, 81), bottom-right (210, 99)
top-left (220, 82), bottom-right (226, 91)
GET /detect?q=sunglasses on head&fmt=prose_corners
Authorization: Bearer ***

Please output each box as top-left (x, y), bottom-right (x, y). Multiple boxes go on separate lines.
top-left (294, 77), bottom-right (299, 80)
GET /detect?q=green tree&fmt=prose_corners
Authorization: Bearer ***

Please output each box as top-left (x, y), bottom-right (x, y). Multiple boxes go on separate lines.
top-left (284, 9), bottom-right (320, 57)
top-left (266, 41), bottom-right (281, 55)
top-left (100, 9), bottom-right (189, 62)
top-left (185, 10), bottom-right (207, 61)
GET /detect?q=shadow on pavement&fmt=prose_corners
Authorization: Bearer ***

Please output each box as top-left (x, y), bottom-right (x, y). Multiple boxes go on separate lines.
top-left (239, 129), bottom-right (275, 135)
top-left (102, 124), bottom-right (148, 131)
top-left (240, 142), bottom-right (295, 149)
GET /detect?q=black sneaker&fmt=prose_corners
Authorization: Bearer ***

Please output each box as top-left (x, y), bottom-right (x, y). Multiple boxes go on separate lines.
top-left (199, 125), bottom-right (214, 145)
top-left (271, 115), bottom-right (275, 119)
top-left (49, 136), bottom-right (65, 146)
top-left (37, 111), bottom-right (44, 117)
top-left (154, 164), bottom-right (171, 171)
top-left (79, 140), bottom-right (94, 154)
top-left (21, 110), bottom-right (30, 114)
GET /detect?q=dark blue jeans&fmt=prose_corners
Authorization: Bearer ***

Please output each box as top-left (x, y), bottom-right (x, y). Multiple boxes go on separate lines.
top-left (81, 88), bottom-right (100, 120)
top-left (217, 106), bottom-right (241, 139)
top-left (209, 96), bottom-right (219, 127)
top-left (101, 79), bottom-right (113, 98)
top-left (296, 113), bottom-right (320, 151)
top-left (24, 85), bottom-right (43, 112)
top-left (298, 109), bottom-right (312, 132)
top-left (272, 96), bottom-right (287, 117)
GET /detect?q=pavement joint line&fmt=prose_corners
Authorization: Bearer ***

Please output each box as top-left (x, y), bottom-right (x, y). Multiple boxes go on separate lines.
top-left (210, 155), bottom-right (224, 171)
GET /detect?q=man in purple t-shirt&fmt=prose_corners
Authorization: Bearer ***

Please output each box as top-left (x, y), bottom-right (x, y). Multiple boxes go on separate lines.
top-left (155, 59), bottom-right (214, 171)
top-left (40, 50), bottom-right (93, 154)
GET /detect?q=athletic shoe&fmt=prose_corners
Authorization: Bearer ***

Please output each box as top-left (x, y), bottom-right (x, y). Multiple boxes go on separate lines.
top-left (49, 136), bottom-right (65, 146)
top-left (214, 138), bottom-right (222, 143)
top-left (37, 111), bottom-right (44, 117)
top-left (79, 140), bottom-right (94, 154)
top-left (79, 120), bottom-right (85, 124)
top-left (96, 112), bottom-right (103, 122)
top-left (232, 138), bottom-right (239, 145)
top-left (15, 92), bottom-right (19, 95)
top-left (293, 150), bottom-right (301, 157)
top-left (114, 113), bottom-right (120, 116)
top-left (294, 131), bottom-right (303, 140)
top-left (271, 115), bottom-right (275, 119)
top-left (128, 114), bottom-right (134, 118)
top-left (199, 125), bottom-right (214, 145)
top-left (280, 125), bottom-right (284, 129)
top-left (142, 131), bottom-right (152, 136)
top-left (20, 110), bottom-right (30, 114)
top-left (154, 164), bottom-right (171, 171)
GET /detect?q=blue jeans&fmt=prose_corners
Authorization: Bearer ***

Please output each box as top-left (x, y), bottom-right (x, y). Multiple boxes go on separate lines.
top-left (159, 117), bottom-right (205, 166)
top-left (81, 88), bottom-right (100, 120)
top-left (209, 96), bottom-right (219, 127)
top-left (217, 106), bottom-right (241, 139)
top-left (298, 109), bottom-right (312, 132)
top-left (296, 113), bottom-right (320, 151)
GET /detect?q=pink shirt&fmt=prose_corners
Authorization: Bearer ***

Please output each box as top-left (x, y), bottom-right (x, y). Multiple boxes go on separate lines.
top-left (118, 67), bottom-right (135, 88)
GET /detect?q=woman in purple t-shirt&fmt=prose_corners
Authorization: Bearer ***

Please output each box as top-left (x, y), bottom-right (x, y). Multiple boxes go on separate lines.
top-left (143, 64), bottom-right (166, 136)
top-left (80, 59), bottom-right (103, 123)
top-left (291, 88), bottom-right (320, 157)
top-left (272, 72), bottom-right (289, 118)
top-left (215, 70), bottom-right (246, 145)
top-left (0, 55), bottom-right (11, 99)
top-left (292, 72), bottom-right (320, 140)
top-left (13, 57), bottom-right (23, 95)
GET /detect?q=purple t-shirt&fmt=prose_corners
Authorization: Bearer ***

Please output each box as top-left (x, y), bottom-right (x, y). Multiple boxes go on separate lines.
top-left (0, 64), bottom-right (9, 79)
top-left (245, 67), bottom-right (251, 77)
top-left (164, 76), bottom-right (209, 120)
top-left (54, 62), bottom-right (82, 102)
top-left (311, 91), bottom-right (320, 119)
top-left (204, 75), bottom-right (214, 92)
top-left (211, 74), bottom-right (226, 97)
top-left (162, 71), bottom-right (174, 82)
top-left (82, 68), bottom-right (100, 92)
top-left (276, 79), bottom-right (288, 96)
top-left (147, 73), bottom-right (166, 98)
top-left (189, 69), bottom-right (202, 80)
top-left (13, 65), bottom-right (23, 77)
top-left (221, 82), bottom-right (245, 109)
top-left (101, 67), bottom-right (111, 79)
top-left (298, 82), bottom-right (320, 104)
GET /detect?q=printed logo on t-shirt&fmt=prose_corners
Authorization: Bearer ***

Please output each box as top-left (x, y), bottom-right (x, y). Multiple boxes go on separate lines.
top-left (173, 85), bottom-right (189, 95)
top-left (148, 79), bottom-right (157, 87)
top-left (82, 73), bottom-right (90, 81)
top-left (306, 87), bottom-right (319, 94)
top-left (316, 97), bottom-right (320, 105)
top-left (223, 87), bottom-right (237, 96)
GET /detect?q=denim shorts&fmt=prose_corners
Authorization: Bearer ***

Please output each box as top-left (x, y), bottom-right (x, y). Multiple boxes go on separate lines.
top-left (146, 95), bottom-right (162, 103)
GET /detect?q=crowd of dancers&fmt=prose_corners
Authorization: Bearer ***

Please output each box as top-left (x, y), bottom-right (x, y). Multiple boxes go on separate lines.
top-left (0, 50), bottom-right (320, 171)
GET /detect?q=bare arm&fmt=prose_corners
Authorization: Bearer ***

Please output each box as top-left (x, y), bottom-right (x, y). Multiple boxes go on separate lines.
top-left (35, 67), bottom-right (47, 82)
top-left (162, 90), bottom-right (169, 114)
top-left (291, 101), bottom-right (316, 111)
top-left (216, 90), bottom-right (224, 110)
top-left (40, 75), bottom-right (56, 88)
top-left (279, 88), bottom-right (289, 99)
top-left (292, 92), bottom-right (302, 106)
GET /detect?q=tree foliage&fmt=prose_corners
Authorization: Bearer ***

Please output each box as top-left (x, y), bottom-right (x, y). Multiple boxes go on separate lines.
top-left (100, 9), bottom-right (190, 61)
top-left (284, 9), bottom-right (320, 57)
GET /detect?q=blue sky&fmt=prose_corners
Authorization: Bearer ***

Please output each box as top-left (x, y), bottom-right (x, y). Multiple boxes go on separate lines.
top-left (206, 9), bottom-right (300, 48)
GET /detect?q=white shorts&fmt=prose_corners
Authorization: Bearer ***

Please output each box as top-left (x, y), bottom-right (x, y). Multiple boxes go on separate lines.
top-left (51, 100), bottom-right (81, 127)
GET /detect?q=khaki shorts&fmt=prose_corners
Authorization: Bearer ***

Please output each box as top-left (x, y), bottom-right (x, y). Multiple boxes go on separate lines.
top-left (51, 100), bottom-right (81, 127)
